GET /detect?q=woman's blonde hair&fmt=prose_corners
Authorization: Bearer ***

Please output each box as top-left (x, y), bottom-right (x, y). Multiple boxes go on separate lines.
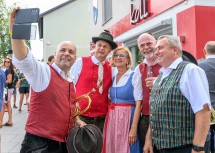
top-left (110, 47), bottom-right (133, 69)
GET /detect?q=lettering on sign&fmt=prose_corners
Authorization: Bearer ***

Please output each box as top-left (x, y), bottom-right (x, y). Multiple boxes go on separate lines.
top-left (130, 0), bottom-right (150, 25)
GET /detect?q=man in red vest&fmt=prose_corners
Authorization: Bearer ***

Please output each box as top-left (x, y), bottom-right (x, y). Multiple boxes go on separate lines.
top-left (71, 30), bottom-right (117, 132)
top-left (10, 7), bottom-right (85, 153)
top-left (134, 33), bottom-right (161, 151)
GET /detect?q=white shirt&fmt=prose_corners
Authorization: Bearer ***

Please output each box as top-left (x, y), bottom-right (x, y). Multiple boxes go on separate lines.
top-left (70, 55), bottom-right (104, 85)
top-left (112, 68), bottom-right (142, 101)
top-left (159, 57), bottom-right (211, 113)
top-left (12, 51), bottom-right (74, 92)
top-left (206, 55), bottom-right (215, 59)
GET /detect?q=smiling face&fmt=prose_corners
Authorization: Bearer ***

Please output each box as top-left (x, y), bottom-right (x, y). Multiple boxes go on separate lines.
top-left (155, 37), bottom-right (181, 68)
top-left (112, 49), bottom-right (130, 69)
top-left (94, 40), bottom-right (112, 62)
top-left (137, 33), bottom-right (156, 61)
top-left (54, 41), bottom-right (76, 73)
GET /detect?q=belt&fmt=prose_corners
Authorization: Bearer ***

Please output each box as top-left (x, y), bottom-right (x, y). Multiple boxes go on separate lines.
top-left (79, 115), bottom-right (105, 122)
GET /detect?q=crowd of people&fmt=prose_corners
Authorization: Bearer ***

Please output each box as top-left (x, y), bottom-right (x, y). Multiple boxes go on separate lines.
top-left (0, 7), bottom-right (214, 153)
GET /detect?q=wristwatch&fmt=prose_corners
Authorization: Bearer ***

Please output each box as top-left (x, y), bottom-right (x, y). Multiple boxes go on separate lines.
top-left (192, 144), bottom-right (204, 152)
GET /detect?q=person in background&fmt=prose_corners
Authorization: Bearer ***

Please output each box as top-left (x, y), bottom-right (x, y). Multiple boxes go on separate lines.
top-left (47, 55), bottom-right (54, 65)
top-left (144, 35), bottom-right (211, 153)
top-left (17, 72), bottom-right (30, 112)
top-left (199, 41), bottom-right (215, 153)
top-left (10, 7), bottom-right (85, 152)
top-left (0, 68), bottom-right (6, 128)
top-left (135, 33), bottom-right (161, 151)
top-left (71, 30), bottom-right (117, 132)
top-left (102, 47), bottom-right (141, 153)
top-left (12, 68), bottom-right (20, 108)
top-left (0, 58), bottom-right (14, 127)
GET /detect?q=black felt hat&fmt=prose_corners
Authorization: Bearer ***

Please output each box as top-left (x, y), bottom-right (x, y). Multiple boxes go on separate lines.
top-left (67, 124), bottom-right (103, 153)
top-left (182, 50), bottom-right (198, 65)
top-left (92, 30), bottom-right (117, 50)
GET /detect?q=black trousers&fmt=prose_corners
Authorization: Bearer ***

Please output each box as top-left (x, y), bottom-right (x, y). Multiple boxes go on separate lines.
top-left (153, 144), bottom-right (192, 153)
top-left (153, 142), bottom-right (210, 153)
top-left (20, 132), bottom-right (67, 153)
top-left (138, 115), bottom-right (149, 148)
top-left (211, 124), bottom-right (215, 153)
top-left (79, 115), bottom-right (105, 133)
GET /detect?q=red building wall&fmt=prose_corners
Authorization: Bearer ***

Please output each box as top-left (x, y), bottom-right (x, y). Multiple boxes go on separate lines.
top-left (177, 6), bottom-right (215, 59)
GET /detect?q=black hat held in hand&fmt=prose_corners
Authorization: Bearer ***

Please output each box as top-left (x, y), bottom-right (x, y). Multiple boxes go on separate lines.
top-left (67, 124), bottom-right (103, 153)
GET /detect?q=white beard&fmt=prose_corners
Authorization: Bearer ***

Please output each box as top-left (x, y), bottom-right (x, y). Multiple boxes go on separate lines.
top-left (145, 52), bottom-right (154, 59)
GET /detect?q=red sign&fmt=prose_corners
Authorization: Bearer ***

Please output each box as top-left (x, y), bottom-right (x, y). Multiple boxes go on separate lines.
top-left (130, 0), bottom-right (150, 25)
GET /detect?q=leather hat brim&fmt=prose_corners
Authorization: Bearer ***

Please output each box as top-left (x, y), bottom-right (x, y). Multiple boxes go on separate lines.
top-left (182, 50), bottom-right (198, 65)
top-left (92, 37), bottom-right (118, 50)
top-left (67, 124), bottom-right (103, 153)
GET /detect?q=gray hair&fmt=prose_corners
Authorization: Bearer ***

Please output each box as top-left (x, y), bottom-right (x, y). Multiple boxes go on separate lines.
top-left (157, 35), bottom-right (182, 54)
top-left (204, 41), bottom-right (215, 54)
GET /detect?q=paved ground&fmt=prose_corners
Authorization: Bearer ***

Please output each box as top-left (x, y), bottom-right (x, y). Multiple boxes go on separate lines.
top-left (0, 93), bottom-right (28, 153)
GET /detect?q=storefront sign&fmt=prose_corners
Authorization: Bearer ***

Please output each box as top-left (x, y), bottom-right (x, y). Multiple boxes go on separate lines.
top-left (130, 0), bottom-right (150, 25)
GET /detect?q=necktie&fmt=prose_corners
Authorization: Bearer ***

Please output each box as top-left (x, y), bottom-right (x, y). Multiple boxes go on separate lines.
top-left (97, 62), bottom-right (104, 94)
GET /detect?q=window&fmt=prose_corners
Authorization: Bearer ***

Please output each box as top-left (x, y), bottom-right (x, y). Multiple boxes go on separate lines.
top-left (102, 0), bottom-right (112, 24)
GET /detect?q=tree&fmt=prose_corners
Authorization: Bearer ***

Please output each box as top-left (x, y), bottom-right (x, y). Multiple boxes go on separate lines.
top-left (0, 0), bottom-right (31, 65)
top-left (0, 0), bottom-right (12, 63)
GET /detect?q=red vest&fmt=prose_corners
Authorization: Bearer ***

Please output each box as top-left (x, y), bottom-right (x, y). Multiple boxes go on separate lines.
top-left (76, 56), bottom-right (112, 117)
top-left (26, 66), bottom-right (76, 142)
top-left (139, 63), bottom-right (161, 115)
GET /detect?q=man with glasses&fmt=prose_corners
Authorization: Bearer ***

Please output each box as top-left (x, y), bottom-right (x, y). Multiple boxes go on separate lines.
top-left (134, 33), bottom-right (161, 151)
top-left (71, 30), bottom-right (117, 132)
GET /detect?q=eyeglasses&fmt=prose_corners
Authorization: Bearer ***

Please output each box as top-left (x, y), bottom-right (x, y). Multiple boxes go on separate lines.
top-left (4, 61), bottom-right (11, 63)
top-left (96, 43), bottom-right (111, 50)
top-left (113, 54), bottom-right (128, 59)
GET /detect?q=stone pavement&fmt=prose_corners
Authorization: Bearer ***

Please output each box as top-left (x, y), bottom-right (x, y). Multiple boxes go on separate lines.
top-left (0, 94), bottom-right (28, 153)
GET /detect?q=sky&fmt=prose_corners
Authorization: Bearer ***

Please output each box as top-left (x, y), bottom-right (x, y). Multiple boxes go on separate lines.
top-left (5, 0), bottom-right (69, 13)
top-left (5, 0), bottom-right (69, 60)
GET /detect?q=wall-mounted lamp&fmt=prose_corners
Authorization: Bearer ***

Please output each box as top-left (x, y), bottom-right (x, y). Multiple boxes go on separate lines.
top-left (178, 36), bottom-right (185, 43)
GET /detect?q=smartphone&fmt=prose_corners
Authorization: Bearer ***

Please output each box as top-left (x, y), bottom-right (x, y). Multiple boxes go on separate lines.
top-left (15, 8), bottom-right (40, 24)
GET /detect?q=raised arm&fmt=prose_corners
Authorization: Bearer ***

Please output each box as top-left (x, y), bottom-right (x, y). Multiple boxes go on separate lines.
top-left (9, 7), bottom-right (28, 60)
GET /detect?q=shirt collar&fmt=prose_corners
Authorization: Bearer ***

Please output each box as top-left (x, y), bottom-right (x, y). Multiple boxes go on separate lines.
top-left (52, 63), bottom-right (74, 81)
top-left (113, 68), bottom-right (132, 77)
top-left (160, 57), bottom-right (183, 74)
top-left (206, 55), bottom-right (215, 59)
top-left (92, 55), bottom-right (105, 65)
top-left (143, 58), bottom-right (158, 66)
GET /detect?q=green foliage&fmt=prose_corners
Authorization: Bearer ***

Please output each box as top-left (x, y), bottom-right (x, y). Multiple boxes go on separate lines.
top-left (0, 1), bottom-right (31, 65)
top-left (0, 0), bottom-right (12, 63)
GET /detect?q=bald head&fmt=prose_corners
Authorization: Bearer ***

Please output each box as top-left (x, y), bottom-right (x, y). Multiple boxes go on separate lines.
top-left (204, 41), bottom-right (215, 55)
top-left (137, 33), bottom-right (156, 43)
top-left (56, 41), bottom-right (77, 52)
